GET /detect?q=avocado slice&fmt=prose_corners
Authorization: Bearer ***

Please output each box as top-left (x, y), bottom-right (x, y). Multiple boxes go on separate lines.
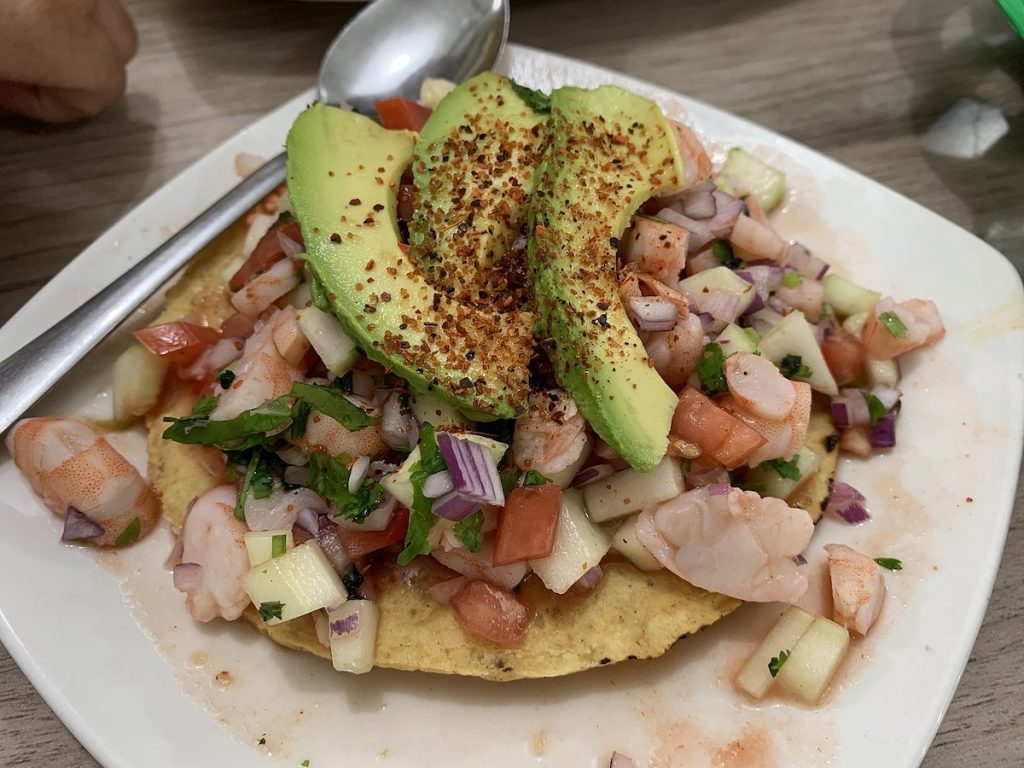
top-left (411, 72), bottom-right (548, 307)
top-left (286, 104), bottom-right (533, 419)
top-left (528, 86), bottom-right (685, 471)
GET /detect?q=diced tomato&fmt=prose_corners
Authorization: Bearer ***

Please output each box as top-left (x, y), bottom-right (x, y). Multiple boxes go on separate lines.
top-left (220, 311), bottom-right (256, 339)
top-left (450, 580), bottom-right (532, 646)
top-left (493, 484), bottom-right (562, 566)
top-left (338, 507), bottom-right (410, 560)
top-left (375, 98), bottom-right (432, 132)
top-left (228, 219), bottom-right (303, 291)
top-left (821, 330), bottom-right (866, 386)
top-left (671, 386), bottom-right (767, 469)
top-left (133, 321), bottom-right (221, 365)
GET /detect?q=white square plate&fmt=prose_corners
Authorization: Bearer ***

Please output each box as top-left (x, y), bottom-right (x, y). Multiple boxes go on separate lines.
top-left (1, 45), bottom-right (1022, 768)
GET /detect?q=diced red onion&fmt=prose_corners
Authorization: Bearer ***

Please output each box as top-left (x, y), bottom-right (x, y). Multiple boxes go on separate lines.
top-left (685, 246), bottom-right (719, 275)
top-left (831, 400), bottom-right (851, 429)
top-left (793, 553), bottom-right (808, 566)
top-left (869, 413), bottom-right (896, 448)
top-left (767, 296), bottom-right (790, 315)
top-left (737, 264), bottom-right (783, 294)
top-left (707, 191), bottom-right (745, 238)
top-left (696, 289), bottom-right (743, 324)
top-left (380, 392), bottom-right (418, 451)
top-left (627, 296), bottom-right (679, 332)
top-left (825, 482), bottom-right (870, 524)
top-left (708, 483), bottom-right (730, 496)
top-left (658, 208), bottom-right (715, 252)
top-left (61, 506), bottom-right (104, 542)
top-left (576, 565), bottom-right (604, 591)
top-left (428, 575), bottom-right (469, 605)
top-left (351, 369), bottom-right (375, 399)
top-left (315, 520), bottom-right (352, 574)
top-left (330, 613), bottom-right (359, 636)
top-left (436, 432), bottom-right (504, 506)
top-left (172, 562), bottom-right (203, 592)
top-left (277, 230), bottom-right (304, 257)
top-left (831, 391), bottom-right (870, 427)
top-left (422, 470), bottom-right (455, 499)
top-left (785, 241), bottom-right (829, 280)
top-left (295, 507), bottom-right (321, 535)
top-left (571, 464), bottom-right (616, 487)
top-left (432, 489), bottom-right (483, 521)
top-left (676, 184), bottom-right (717, 219)
top-left (369, 460), bottom-right (398, 479)
top-left (871, 386), bottom-right (901, 411)
top-left (283, 465), bottom-right (309, 487)
top-left (348, 455), bottom-right (371, 493)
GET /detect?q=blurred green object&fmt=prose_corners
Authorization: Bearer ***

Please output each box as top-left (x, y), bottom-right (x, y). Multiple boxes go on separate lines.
top-left (997, 0), bottom-right (1024, 36)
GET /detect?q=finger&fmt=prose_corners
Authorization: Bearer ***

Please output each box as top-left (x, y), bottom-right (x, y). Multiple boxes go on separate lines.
top-left (0, 75), bottom-right (125, 124)
top-left (92, 0), bottom-right (138, 63)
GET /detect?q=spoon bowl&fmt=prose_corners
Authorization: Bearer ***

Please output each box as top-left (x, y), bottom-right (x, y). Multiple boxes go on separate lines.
top-left (319, 0), bottom-right (508, 112)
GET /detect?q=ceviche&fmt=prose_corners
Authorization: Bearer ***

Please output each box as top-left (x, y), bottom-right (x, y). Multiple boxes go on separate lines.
top-left (6, 72), bottom-right (943, 706)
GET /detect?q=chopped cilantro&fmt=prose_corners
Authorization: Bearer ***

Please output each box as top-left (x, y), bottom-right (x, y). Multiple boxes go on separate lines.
top-left (258, 601), bottom-right (284, 622)
top-left (778, 354), bottom-right (813, 380)
top-left (500, 468), bottom-right (521, 496)
top-left (863, 392), bottom-right (889, 427)
top-left (217, 369), bottom-right (236, 389)
top-left (398, 424), bottom-right (447, 565)
top-left (453, 509), bottom-right (484, 553)
top-left (878, 311), bottom-right (907, 339)
top-left (508, 79), bottom-right (551, 113)
top-left (301, 761), bottom-right (311, 768)
top-left (163, 396), bottom-right (292, 449)
top-left (191, 395), bottom-right (220, 416)
top-left (711, 239), bottom-right (741, 269)
top-left (781, 272), bottom-right (803, 287)
top-left (306, 453), bottom-right (385, 522)
top-left (696, 342), bottom-right (728, 395)
top-left (761, 455), bottom-right (801, 481)
top-left (271, 534), bottom-right (287, 557)
top-left (114, 517), bottom-right (141, 547)
top-left (290, 381), bottom-right (377, 431)
top-left (768, 649), bottom-right (791, 678)
top-left (288, 398), bottom-right (312, 440)
top-left (416, 423), bottom-right (447, 475)
top-left (336, 370), bottom-right (354, 393)
top-left (522, 470), bottom-right (550, 487)
top-left (874, 557), bottom-right (903, 571)
top-left (342, 564), bottom-right (365, 599)
top-left (235, 451), bottom-right (263, 520)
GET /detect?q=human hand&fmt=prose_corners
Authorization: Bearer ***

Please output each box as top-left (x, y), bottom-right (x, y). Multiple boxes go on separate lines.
top-left (0, 0), bottom-right (138, 123)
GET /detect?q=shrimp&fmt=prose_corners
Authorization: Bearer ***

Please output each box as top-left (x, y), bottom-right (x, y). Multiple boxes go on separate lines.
top-left (729, 215), bottom-right (786, 262)
top-left (718, 354), bottom-right (811, 466)
top-left (645, 313), bottom-right (706, 388)
top-left (620, 216), bottom-right (688, 289)
top-left (512, 390), bottom-right (589, 479)
top-left (825, 543), bottom-right (886, 635)
top-left (669, 121), bottom-right (712, 188)
top-left (6, 417), bottom-right (159, 547)
top-left (294, 410), bottom-right (387, 458)
top-left (775, 278), bottom-right (825, 322)
top-left (230, 256), bottom-right (300, 317)
top-left (861, 298), bottom-right (944, 360)
top-left (211, 308), bottom-right (304, 421)
top-left (175, 485), bottom-right (250, 622)
top-left (635, 485), bottom-right (813, 603)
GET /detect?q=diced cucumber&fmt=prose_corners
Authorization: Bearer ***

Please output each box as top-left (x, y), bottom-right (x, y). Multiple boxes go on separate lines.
top-left (529, 489), bottom-right (610, 594)
top-left (865, 358), bottom-right (899, 388)
top-left (775, 615), bottom-right (851, 704)
top-left (611, 514), bottom-right (663, 572)
top-left (679, 267), bottom-right (757, 324)
top-left (242, 541), bottom-right (347, 625)
top-left (744, 450), bottom-right (820, 500)
top-left (748, 307), bottom-right (785, 333)
top-left (244, 528), bottom-right (294, 568)
top-left (380, 446), bottom-right (420, 508)
top-left (715, 148), bottom-right (787, 212)
top-left (758, 310), bottom-right (838, 395)
top-left (546, 434), bottom-right (592, 488)
top-left (716, 323), bottom-right (759, 357)
top-left (821, 274), bottom-right (880, 317)
top-left (409, 392), bottom-right (470, 429)
top-left (459, 433), bottom-right (508, 465)
top-left (112, 344), bottom-right (169, 424)
top-left (582, 457), bottom-right (685, 523)
top-left (326, 599), bottom-right (380, 674)
top-left (735, 606), bottom-right (815, 699)
top-left (842, 311), bottom-right (869, 336)
top-left (297, 306), bottom-right (360, 376)
top-left (418, 77), bottom-right (457, 110)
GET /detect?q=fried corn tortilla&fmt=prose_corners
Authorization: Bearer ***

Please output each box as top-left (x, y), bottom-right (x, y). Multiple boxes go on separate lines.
top-left (147, 223), bottom-right (838, 680)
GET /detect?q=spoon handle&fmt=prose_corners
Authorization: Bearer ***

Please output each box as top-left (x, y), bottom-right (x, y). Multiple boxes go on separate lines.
top-left (0, 152), bottom-right (287, 435)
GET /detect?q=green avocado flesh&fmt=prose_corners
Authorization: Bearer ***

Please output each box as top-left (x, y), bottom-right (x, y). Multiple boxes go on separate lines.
top-left (286, 103), bottom-right (533, 419)
top-left (411, 72), bottom-right (548, 309)
top-left (528, 86), bottom-right (686, 471)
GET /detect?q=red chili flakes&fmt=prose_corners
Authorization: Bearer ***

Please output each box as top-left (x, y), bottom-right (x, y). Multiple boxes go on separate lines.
top-left (349, 198), bottom-right (361, 206)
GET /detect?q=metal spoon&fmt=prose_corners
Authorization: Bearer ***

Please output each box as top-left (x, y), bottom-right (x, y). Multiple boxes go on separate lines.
top-left (0, 0), bottom-right (509, 435)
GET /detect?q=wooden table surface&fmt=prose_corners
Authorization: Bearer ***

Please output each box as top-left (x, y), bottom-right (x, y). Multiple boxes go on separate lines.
top-left (1, 0), bottom-right (1022, 765)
